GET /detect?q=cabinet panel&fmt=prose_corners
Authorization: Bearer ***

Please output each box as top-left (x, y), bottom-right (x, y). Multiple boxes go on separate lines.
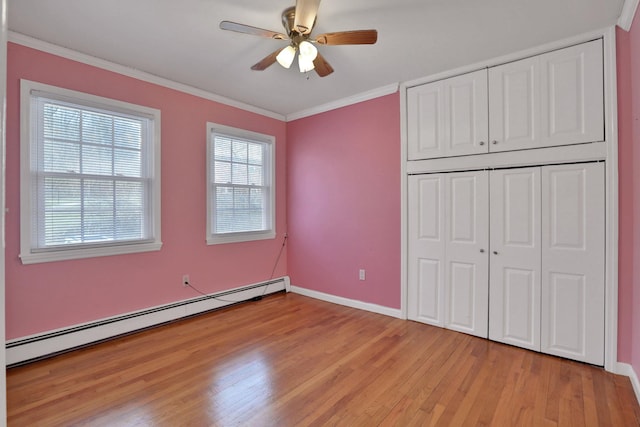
top-left (489, 57), bottom-right (540, 152)
top-left (445, 171), bottom-right (489, 338)
top-left (407, 70), bottom-right (488, 160)
top-left (446, 71), bottom-right (489, 157)
top-left (408, 175), bottom-right (445, 326)
top-left (541, 163), bottom-right (604, 365)
top-left (541, 39), bottom-right (604, 146)
top-left (489, 168), bottom-right (541, 350)
top-left (407, 82), bottom-right (445, 160)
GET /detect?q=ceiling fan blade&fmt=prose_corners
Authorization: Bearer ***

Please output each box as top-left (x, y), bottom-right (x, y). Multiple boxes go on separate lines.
top-left (220, 21), bottom-right (287, 40)
top-left (315, 30), bottom-right (378, 45)
top-left (294, 0), bottom-right (321, 34)
top-left (251, 49), bottom-right (282, 71)
top-left (313, 53), bottom-right (334, 77)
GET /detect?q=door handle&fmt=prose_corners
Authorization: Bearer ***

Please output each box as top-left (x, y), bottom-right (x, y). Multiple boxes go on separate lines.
top-left (493, 251), bottom-right (498, 255)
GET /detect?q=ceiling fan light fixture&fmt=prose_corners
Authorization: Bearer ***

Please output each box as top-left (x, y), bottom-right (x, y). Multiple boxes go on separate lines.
top-left (276, 45), bottom-right (296, 68)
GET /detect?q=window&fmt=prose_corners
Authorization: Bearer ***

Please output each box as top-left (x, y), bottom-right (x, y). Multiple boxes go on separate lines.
top-left (20, 80), bottom-right (162, 264)
top-left (207, 123), bottom-right (275, 244)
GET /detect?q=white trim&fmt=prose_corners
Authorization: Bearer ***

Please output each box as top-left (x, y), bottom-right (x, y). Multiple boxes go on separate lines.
top-left (6, 277), bottom-right (289, 366)
top-left (603, 27), bottom-right (620, 374)
top-left (406, 142), bottom-right (608, 174)
top-left (617, 363), bottom-right (640, 405)
top-left (618, 0), bottom-right (639, 31)
top-left (8, 31), bottom-right (285, 122)
top-left (290, 285), bottom-right (403, 319)
top-left (399, 82), bottom-right (408, 320)
top-left (19, 79), bottom-right (163, 264)
top-left (285, 83), bottom-right (399, 122)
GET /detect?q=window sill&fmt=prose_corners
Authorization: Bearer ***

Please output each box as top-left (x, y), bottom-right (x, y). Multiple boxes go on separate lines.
top-left (207, 231), bottom-right (275, 245)
top-left (19, 241), bottom-right (163, 264)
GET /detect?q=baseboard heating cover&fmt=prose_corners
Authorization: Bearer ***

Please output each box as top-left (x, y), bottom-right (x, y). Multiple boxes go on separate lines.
top-left (6, 276), bottom-right (291, 366)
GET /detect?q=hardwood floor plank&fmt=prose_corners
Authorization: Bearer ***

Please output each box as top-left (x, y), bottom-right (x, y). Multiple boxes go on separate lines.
top-left (7, 293), bottom-right (640, 426)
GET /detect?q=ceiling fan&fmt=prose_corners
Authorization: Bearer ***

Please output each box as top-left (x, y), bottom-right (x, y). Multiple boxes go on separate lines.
top-left (219, 0), bottom-right (378, 77)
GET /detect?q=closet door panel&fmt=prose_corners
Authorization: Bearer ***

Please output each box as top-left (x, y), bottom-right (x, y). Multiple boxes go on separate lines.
top-left (489, 168), bottom-right (541, 351)
top-left (407, 81), bottom-right (446, 160)
top-left (489, 56), bottom-right (540, 152)
top-left (445, 171), bottom-right (489, 338)
top-left (408, 175), bottom-right (446, 326)
top-left (541, 39), bottom-right (604, 146)
top-left (541, 163), bottom-right (605, 365)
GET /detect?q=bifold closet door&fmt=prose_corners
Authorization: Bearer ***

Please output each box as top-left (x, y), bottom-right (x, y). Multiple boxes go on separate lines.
top-left (408, 171), bottom-right (489, 338)
top-left (541, 162), bottom-right (605, 365)
top-left (489, 168), bottom-right (541, 351)
top-left (408, 174), bottom-right (446, 326)
top-left (444, 171), bottom-right (489, 338)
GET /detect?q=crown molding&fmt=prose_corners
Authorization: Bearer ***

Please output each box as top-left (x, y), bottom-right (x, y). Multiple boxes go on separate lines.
top-left (286, 83), bottom-right (400, 122)
top-left (618, 0), bottom-right (639, 31)
top-left (8, 31), bottom-right (286, 121)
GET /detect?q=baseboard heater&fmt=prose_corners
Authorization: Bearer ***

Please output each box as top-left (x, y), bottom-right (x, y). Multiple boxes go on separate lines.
top-left (6, 276), bottom-right (290, 367)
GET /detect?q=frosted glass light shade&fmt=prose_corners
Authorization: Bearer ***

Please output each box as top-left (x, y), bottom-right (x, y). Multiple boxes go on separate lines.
top-left (298, 55), bottom-right (315, 73)
top-left (276, 45), bottom-right (296, 69)
top-left (298, 41), bottom-right (318, 61)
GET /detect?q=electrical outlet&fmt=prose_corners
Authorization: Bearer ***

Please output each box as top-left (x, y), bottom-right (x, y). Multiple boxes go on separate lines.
top-left (359, 269), bottom-right (366, 281)
top-left (182, 274), bottom-right (190, 287)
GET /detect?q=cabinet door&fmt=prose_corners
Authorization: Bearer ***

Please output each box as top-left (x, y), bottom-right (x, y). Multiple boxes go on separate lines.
top-left (408, 175), bottom-right (446, 326)
top-left (489, 56), bottom-right (540, 152)
top-left (445, 171), bottom-right (489, 338)
top-left (489, 40), bottom-right (604, 152)
top-left (540, 39), bottom-right (604, 147)
top-left (408, 70), bottom-right (488, 159)
top-left (541, 163), bottom-right (605, 365)
top-left (444, 70), bottom-right (489, 157)
top-left (407, 80), bottom-right (446, 160)
top-left (489, 168), bottom-right (541, 351)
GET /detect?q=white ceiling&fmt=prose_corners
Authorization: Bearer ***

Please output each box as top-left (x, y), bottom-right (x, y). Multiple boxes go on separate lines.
top-left (7, 0), bottom-right (626, 118)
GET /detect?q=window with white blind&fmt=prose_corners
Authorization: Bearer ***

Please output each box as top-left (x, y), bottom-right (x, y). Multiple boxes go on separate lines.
top-left (207, 123), bottom-right (275, 244)
top-left (20, 80), bottom-right (162, 264)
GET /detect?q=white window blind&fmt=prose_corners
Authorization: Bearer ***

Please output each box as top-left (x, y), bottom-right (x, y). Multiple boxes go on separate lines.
top-left (207, 123), bottom-right (275, 244)
top-left (20, 80), bottom-right (162, 263)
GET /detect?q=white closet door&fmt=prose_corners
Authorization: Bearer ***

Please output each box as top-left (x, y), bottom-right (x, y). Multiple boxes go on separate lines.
top-left (408, 175), bottom-right (446, 326)
top-left (488, 55), bottom-right (540, 152)
top-left (541, 163), bottom-right (605, 365)
top-left (445, 171), bottom-right (489, 338)
top-left (444, 70), bottom-right (489, 157)
top-left (489, 168), bottom-right (541, 351)
top-left (540, 39), bottom-right (604, 147)
top-left (407, 81), bottom-right (446, 160)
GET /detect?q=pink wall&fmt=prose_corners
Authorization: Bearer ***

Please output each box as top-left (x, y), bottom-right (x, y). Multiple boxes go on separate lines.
top-left (286, 93), bottom-right (401, 309)
top-left (5, 43), bottom-right (288, 339)
top-left (617, 12), bottom-right (640, 375)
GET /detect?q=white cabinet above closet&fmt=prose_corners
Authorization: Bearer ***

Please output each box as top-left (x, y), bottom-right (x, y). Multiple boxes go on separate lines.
top-left (407, 39), bottom-right (604, 160)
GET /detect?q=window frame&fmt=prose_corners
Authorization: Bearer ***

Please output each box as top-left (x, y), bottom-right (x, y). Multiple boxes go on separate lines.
top-left (20, 79), bottom-right (162, 264)
top-left (206, 122), bottom-right (276, 245)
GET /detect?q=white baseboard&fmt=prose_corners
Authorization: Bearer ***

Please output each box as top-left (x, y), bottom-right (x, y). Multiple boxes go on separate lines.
top-left (290, 285), bottom-right (402, 319)
top-left (6, 276), bottom-right (290, 366)
top-left (617, 362), bottom-right (640, 405)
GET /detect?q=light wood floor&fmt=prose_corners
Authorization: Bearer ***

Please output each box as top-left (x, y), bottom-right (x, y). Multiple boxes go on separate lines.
top-left (7, 292), bottom-right (640, 426)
